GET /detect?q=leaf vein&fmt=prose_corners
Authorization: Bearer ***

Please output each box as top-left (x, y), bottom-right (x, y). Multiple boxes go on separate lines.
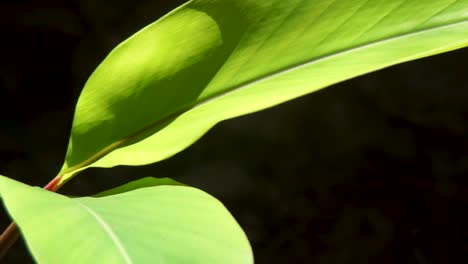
top-left (349, 0), bottom-right (408, 45)
top-left (74, 199), bottom-right (133, 264)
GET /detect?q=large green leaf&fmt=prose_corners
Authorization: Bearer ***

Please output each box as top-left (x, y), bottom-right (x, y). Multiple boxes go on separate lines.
top-left (0, 176), bottom-right (252, 263)
top-left (60, 0), bottom-right (468, 181)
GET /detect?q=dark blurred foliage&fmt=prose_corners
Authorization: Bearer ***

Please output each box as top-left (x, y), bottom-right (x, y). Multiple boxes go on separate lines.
top-left (1, 0), bottom-right (468, 263)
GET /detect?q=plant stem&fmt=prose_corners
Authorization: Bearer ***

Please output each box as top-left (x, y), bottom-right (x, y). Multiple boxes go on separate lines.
top-left (0, 175), bottom-right (63, 260)
top-left (0, 223), bottom-right (19, 259)
top-left (43, 176), bottom-right (63, 192)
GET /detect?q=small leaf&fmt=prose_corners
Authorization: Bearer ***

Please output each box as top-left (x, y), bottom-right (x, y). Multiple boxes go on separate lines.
top-left (0, 176), bottom-right (253, 263)
top-left (93, 177), bottom-right (185, 197)
top-left (61, 0), bottom-right (468, 180)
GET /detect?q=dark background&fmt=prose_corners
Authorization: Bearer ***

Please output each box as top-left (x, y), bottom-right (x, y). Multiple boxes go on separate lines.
top-left (1, 0), bottom-right (468, 263)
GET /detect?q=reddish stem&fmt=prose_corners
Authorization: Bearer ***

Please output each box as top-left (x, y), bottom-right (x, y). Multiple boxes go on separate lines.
top-left (43, 176), bottom-right (62, 192)
top-left (0, 176), bottom-right (63, 260)
top-left (0, 223), bottom-right (20, 260)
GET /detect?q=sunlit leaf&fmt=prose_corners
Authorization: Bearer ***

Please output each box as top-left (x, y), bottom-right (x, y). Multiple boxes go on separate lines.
top-left (0, 176), bottom-right (252, 263)
top-left (60, 0), bottom-right (468, 181)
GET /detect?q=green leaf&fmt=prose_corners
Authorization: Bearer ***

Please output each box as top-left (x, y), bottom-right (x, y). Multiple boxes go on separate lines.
top-left (0, 176), bottom-right (253, 263)
top-left (60, 0), bottom-right (468, 180)
top-left (93, 177), bottom-right (185, 197)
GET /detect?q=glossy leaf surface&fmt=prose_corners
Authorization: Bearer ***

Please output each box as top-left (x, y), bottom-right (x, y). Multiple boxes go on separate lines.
top-left (61, 0), bottom-right (468, 180)
top-left (0, 176), bottom-right (252, 263)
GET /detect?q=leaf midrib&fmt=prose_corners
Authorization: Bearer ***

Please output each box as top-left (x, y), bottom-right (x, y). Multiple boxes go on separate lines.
top-left (74, 199), bottom-right (133, 264)
top-left (63, 17), bottom-right (468, 175)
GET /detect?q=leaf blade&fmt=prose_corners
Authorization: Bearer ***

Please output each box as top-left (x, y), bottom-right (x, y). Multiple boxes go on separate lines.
top-left (0, 176), bottom-right (253, 263)
top-left (93, 177), bottom-right (184, 197)
top-left (61, 0), bottom-right (468, 179)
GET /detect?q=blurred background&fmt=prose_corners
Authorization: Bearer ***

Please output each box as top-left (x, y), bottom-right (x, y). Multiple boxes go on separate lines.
top-left (1, 0), bottom-right (468, 263)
